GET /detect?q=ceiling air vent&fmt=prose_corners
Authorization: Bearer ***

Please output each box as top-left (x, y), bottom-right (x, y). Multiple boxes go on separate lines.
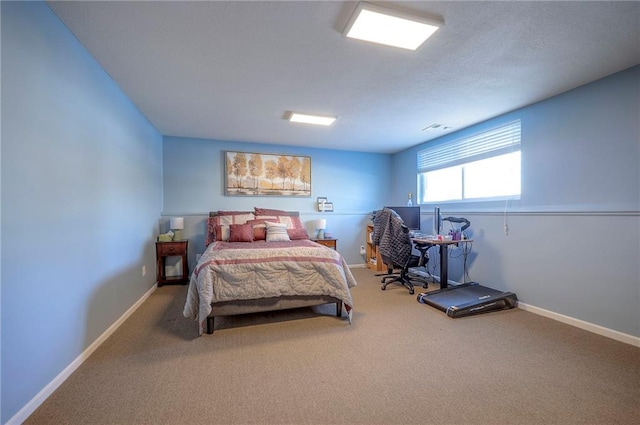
top-left (422, 123), bottom-right (453, 132)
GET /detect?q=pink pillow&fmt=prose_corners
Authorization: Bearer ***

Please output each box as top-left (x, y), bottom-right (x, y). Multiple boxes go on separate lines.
top-left (212, 224), bottom-right (231, 242)
top-left (253, 208), bottom-right (303, 228)
top-left (246, 219), bottom-right (279, 240)
top-left (254, 207), bottom-right (289, 216)
top-left (253, 227), bottom-right (267, 241)
top-left (254, 215), bottom-right (304, 230)
top-left (228, 224), bottom-right (254, 242)
top-left (217, 210), bottom-right (252, 216)
top-left (206, 213), bottom-right (256, 245)
top-left (206, 218), bottom-right (217, 246)
top-left (287, 228), bottom-right (310, 240)
top-left (214, 224), bottom-right (226, 241)
top-left (287, 215), bottom-right (304, 229)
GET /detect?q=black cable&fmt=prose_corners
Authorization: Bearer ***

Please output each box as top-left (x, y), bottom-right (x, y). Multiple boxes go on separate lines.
top-left (429, 245), bottom-right (439, 282)
top-left (462, 241), bottom-right (473, 282)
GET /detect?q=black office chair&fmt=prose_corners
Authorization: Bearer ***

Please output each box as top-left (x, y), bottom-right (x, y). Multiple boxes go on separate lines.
top-left (379, 251), bottom-right (423, 294)
top-left (407, 241), bottom-right (435, 289)
top-left (372, 208), bottom-right (418, 294)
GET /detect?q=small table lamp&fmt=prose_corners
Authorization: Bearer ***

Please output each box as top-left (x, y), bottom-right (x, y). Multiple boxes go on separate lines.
top-left (315, 219), bottom-right (327, 239)
top-left (170, 217), bottom-right (184, 241)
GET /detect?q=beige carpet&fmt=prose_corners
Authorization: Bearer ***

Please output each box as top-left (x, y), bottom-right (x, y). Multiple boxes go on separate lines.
top-left (26, 268), bottom-right (640, 425)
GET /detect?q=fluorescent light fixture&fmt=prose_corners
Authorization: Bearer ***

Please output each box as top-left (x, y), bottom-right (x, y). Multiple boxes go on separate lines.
top-left (343, 2), bottom-right (443, 51)
top-left (288, 112), bottom-right (336, 126)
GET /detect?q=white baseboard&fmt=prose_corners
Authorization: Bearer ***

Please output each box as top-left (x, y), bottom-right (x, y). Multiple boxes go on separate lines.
top-left (7, 284), bottom-right (158, 425)
top-left (517, 302), bottom-right (640, 347)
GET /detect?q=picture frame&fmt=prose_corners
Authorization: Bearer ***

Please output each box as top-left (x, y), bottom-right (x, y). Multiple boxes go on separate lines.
top-left (323, 202), bottom-right (334, 212)
top-left (317, 196), bottom-right (327, 212)
top-left (225, 151), bottom-right (311, 197)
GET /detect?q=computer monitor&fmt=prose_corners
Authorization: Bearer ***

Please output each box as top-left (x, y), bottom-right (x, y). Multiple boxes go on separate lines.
top-left (434, 206), bottom-right (442, 235)
top-left (385, 206), bottom-right (421, 230)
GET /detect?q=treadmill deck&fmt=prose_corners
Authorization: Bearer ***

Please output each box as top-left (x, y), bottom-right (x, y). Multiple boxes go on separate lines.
top-left (417, 283), bottom-right (518, 317)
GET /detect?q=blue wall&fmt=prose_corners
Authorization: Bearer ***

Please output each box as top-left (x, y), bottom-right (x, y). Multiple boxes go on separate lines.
top-left (162, 136), bottom-right (391, 265)
top-left (391, 66), bottom-right (640, 338)
top-left (1, 2), bottom-right (163, 423)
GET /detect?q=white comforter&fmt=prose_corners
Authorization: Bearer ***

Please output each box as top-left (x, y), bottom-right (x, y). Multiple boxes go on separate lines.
top-left (183, 240), bottom-right (357, 334)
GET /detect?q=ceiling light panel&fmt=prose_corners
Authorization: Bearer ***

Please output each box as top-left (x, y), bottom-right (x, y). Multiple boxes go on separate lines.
top-left (343, 2), bottom-right (443, 51)
top-left (288, 112), bottom-right (336, 126)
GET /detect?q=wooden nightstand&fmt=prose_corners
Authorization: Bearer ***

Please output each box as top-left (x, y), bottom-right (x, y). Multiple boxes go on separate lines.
top-left (155, 240), bottom-right (189, 286)
top-left (312, 238), bottom-right (337, 250)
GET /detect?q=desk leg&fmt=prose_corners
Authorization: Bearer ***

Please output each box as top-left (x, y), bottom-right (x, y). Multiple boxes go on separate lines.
top-left (440, 244), bottom-right (449, 289)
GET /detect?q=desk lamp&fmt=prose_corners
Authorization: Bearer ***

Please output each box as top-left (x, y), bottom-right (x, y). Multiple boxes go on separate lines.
top-left (170, 217), bottom-right (184, 241)
top-left (315, 219), bottom-right (327, 239)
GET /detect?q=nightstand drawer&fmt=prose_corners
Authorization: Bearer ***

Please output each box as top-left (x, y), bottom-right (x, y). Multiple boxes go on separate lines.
top-left (157, 241), bottom-right (187, 256)
top-left (312, 238), bottom-right (337, 250)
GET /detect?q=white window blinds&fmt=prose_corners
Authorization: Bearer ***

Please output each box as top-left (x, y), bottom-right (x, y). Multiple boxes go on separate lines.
top-left (418, 120), bottom-right (521, 172)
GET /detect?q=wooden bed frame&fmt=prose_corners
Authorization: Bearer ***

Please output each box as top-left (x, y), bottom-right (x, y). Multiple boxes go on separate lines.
top-left (204, 211), bottom-right (344, 334)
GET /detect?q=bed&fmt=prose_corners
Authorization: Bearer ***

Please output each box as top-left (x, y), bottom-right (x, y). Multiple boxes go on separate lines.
top-left (183, 208), bottom-right (357, 335)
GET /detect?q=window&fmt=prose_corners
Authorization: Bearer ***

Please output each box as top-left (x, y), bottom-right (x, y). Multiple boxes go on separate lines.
top-left (417, 120), bottom-right (521, 203)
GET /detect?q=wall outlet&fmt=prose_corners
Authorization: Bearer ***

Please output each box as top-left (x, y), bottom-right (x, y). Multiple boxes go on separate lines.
top-left (142, 265), bottom-right (147, 276)
top-left (359, 245), bottom-right (366, 255)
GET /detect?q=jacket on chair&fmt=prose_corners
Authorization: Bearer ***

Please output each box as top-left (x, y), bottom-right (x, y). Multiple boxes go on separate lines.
top-left (372, 208), bottom-right (412, 267)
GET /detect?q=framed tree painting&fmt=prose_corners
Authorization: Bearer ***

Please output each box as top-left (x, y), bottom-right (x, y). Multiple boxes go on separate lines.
top-left (225, 151), bottom-right (311, 197)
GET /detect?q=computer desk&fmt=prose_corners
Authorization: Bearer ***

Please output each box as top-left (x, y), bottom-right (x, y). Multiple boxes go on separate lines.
top-left (411, 238), bottom-right (473, 289)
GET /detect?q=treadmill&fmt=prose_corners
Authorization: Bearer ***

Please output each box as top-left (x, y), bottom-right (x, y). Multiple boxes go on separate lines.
top-left (414, 215), bottom-right (518, 317)
top-left (417, 282), bottom-right (517, 318)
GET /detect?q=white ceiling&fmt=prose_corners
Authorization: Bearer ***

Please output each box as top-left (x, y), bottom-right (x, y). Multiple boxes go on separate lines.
top-left (47, 1), bottom-right (640, 154)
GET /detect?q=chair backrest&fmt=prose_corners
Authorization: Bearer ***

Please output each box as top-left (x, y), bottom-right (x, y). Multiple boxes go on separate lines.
top-left (373, 208), bottom-right (412, 267)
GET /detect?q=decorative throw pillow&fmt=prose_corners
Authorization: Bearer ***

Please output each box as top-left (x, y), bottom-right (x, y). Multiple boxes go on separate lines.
top-left (287, 215), bottom-right (304, 229)
top-left (254, 207), bottom-right (289, 216)
top-left (216, 210), bottom-right (253, 216)
top-left (228, 223), bottom-right (254, 242)
top-left (206, 218), bottom-right (217, 246)
top-left (246, 219), bottom-right (278, 241)
top-left (214, 225), bottom-right (230, 242)
top-left (265, 221), bottom-right (290, 242)
top-left (287, 228), bottom-right (310, 240)
top-left (206, 212), bottom-right (255, 245)
top-left (254, 227), bottom-right (267, 241)
top-left (254, 213), bottom-right (303, 230)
